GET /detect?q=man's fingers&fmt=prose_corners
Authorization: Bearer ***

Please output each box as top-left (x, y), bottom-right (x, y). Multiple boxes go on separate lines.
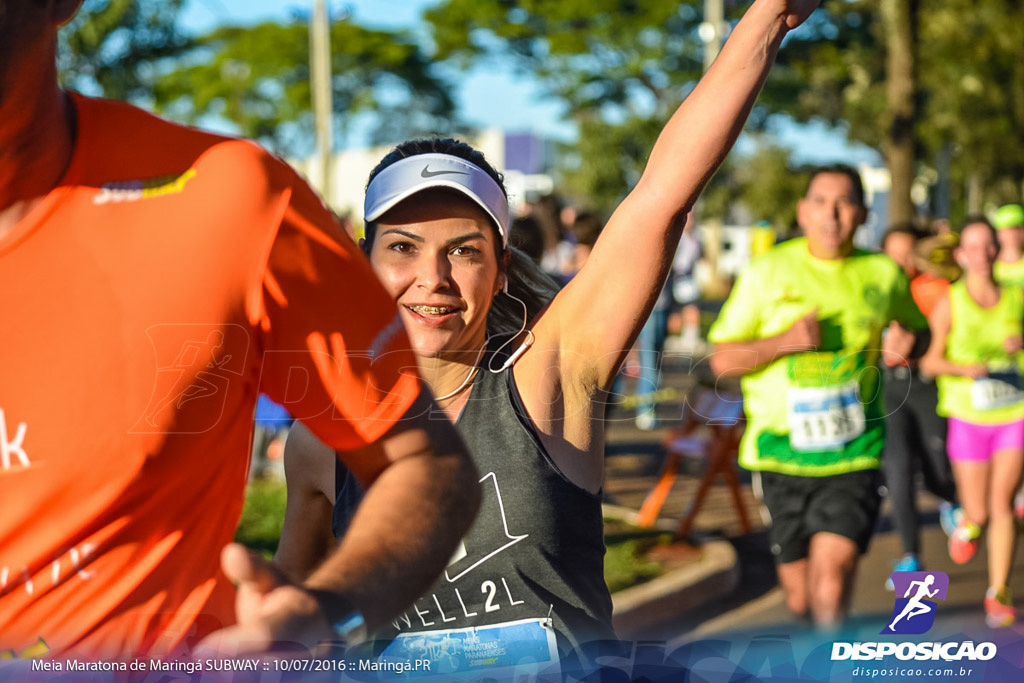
top-left (222, 543), bottom-right (282, 594)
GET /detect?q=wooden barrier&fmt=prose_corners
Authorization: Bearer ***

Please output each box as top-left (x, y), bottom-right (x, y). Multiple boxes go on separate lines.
top-left (636, 388), bottom-right (752, 538)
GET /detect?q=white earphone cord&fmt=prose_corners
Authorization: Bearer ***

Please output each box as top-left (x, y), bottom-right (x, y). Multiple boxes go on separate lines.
top-left (437, 287), bottom-right (535, 401)
top-left (488, 290), bottom-right (534, 374)
top-left (434, 339), bottom-right (489, 401)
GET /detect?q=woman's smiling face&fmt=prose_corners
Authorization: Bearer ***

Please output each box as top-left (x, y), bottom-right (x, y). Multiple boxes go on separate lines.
top-left (369, 189), bottom-right (502, 360)
top-left (957, 221), bottom-right (998, 276)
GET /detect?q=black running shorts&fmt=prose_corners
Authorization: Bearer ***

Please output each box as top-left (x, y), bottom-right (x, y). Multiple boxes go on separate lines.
top-left (755, 468), bottom-right (883, 564)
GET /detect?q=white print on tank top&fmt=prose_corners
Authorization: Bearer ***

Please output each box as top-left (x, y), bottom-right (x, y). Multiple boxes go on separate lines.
top-left (445, 473), bottom-right (528, 582)
top-left (0, 408), bottom-right (30, 472)
top-left (392, 472), bottom-right (529, 631)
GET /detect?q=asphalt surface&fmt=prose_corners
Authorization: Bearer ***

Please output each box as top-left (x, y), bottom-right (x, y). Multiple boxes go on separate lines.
top-left (603, 351), bottom-right (1024, 682)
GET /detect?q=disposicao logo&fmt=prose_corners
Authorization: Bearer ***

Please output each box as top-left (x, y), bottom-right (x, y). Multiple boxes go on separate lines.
top-left (831, 569), bottom-right (997, 664)
top-left (882, 571), bottom-right (948, 635)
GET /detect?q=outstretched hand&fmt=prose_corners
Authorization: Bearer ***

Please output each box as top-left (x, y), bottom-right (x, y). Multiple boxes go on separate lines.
top-left (772, 0), bottom-right (821, 30)
top-left (196, 543), bottom-right (333, 657)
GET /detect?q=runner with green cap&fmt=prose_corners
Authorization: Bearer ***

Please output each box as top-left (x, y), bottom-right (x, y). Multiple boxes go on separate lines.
top-left (993, 203), bottom-right (1024, 523)
top-left (993, 204), bottom-right (1024, 288)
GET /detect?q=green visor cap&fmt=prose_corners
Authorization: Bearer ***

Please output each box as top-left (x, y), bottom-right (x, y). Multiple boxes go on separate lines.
top-left (994, 204), bottom-right (1024, 229)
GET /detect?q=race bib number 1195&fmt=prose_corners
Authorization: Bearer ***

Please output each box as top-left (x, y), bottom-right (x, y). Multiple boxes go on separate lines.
top-left (787, 381), bottom-right (866, 451)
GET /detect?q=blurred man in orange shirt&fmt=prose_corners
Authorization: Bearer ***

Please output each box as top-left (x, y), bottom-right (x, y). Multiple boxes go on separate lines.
top-left (0, 0), bottom-right (479, 662)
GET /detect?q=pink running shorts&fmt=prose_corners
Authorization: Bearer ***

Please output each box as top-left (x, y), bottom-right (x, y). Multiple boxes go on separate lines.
top-left (947, 416), bottom-right (1024, 462)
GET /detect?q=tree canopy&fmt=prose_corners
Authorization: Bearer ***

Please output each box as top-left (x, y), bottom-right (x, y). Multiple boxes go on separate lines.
top-left (423, 0), bottom-right (842, 216)
top-left (60, 2), bottom-right (459, 157)
top-left (426, 0), bottom-right (1024, 221)
top-left (59, 1), bottom-right (1024, 217)
top-left (151, 19), bottom-right (458, 155)
top-left (59, 0), bottom-right (189, 101)
top-left (918, 0), bottom-right (1024, 209)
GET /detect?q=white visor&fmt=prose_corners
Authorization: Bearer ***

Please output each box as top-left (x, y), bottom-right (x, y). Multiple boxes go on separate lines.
top-left (364, 153), bottom-right (509, 246)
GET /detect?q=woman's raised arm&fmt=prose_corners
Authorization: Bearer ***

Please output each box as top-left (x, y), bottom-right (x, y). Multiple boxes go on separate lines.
top-left (541, 0), bottom-right (820, 389)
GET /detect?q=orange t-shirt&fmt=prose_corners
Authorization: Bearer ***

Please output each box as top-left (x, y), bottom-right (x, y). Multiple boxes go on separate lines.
top-left (911, 272), bottom-right (951, 319)
top-left (0, 94), bottom-right (420, 660)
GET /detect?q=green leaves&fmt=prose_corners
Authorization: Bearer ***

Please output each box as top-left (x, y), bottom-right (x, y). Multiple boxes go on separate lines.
top-left (59, 1), bottom-right (1024, 215)
top-left (425, 1), bottom-right (710, 206)
top-left (59, 0), bottom-right (190, 101)
top-left (778, 0), bottom-right (1024, 216)
top-left (427, 0), bottom-right (705, 114)
top-left (59, 2), bottom-right (457, 157)
top-left (918, 0), bottom-right (1024, 205)
top-left (149, 19), bottom-right (456, 155)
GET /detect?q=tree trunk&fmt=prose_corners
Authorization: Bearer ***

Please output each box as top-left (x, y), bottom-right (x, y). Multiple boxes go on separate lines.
top-left (967, 172), bottom-right (983, 215)
top-left (881, 0), bottom-right (917, 227)
top-left (933, 142), bottom-right (953, 221)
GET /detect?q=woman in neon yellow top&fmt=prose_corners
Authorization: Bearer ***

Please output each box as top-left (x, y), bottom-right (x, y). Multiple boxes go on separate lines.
top-left (921, 217), bottom-right (1024, 629)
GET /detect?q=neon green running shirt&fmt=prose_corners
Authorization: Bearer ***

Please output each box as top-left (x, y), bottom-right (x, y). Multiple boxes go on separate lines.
top-left (936, 281), bottom-right (1024, 424)
top-left (709, 237), bottom-right (926, 476)
top-left (994, 257), bottom-right (1024, 288)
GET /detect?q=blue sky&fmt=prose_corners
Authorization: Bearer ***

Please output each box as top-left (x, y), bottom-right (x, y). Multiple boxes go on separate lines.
top-left (180, 0), bottom-right (879, 164)
top-left (182, 0), bottom-right (427, 32)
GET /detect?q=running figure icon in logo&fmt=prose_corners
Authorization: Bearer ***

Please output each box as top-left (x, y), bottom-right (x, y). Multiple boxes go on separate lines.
top-left (882, 571), bottom-right (949, 635)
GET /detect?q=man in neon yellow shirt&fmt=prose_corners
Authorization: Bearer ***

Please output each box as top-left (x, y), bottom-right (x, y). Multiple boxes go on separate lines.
top-left (993, 204), bottom-right (1024, 287)
top-left (708, 165), bottom-right (927, 627)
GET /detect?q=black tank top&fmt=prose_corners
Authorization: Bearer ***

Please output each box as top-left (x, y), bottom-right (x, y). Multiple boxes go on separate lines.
top-left (333, 361), bottom-right (614, 650)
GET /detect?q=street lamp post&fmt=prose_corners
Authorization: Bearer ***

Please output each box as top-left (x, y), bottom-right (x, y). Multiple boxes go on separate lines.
top-left (699, 0), bottom-right (725, 282)
top-left (310, 0), bottom-right (333, 205)
top-left (700, 0), bottom-right (724, 71)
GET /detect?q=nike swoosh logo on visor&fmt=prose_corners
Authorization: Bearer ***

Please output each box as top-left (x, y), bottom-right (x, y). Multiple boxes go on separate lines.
top-left (421, 166), bottom-right (470, 178)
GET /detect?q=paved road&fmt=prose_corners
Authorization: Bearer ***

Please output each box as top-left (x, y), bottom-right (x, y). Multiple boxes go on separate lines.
top-left (637, 504), bottom-right (1023, 634)
top-left (604, 354), bottom-right (1024, 681)
top-left (626, 517), bottom-right (1024, 683)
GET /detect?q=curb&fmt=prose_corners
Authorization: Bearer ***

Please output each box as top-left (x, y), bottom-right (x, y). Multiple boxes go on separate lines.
top-left (604, 504), bottom-right (740, 638)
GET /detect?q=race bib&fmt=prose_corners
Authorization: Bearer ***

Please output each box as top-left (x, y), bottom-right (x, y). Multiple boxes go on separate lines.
top-left (971, 371), bottom-right (1024, 411)
top-left (787, 380), bottom-right (866, 451)
top-left (378, 617), bottom-right (559, 679)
